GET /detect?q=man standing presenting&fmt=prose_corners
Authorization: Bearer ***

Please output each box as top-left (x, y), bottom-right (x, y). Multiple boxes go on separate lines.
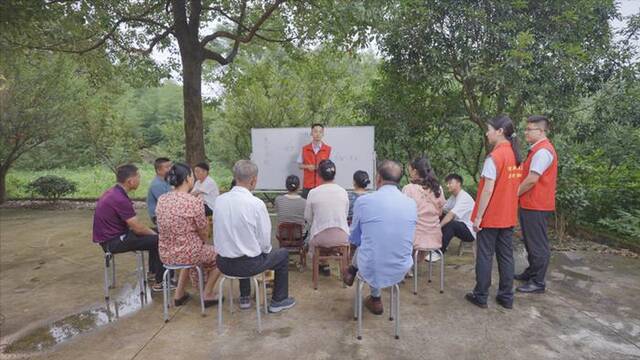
top-left (298, 123), bottom-right (332, 199)
top-left (516, 115), bottom-right (558, 294)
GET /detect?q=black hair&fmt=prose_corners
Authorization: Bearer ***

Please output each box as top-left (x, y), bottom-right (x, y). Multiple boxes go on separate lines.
top-left (311, 123), bottom-right (324, 130)
top-left (165, 163), bottom-right (192, 187)
top-left (285, 175), bottom-right (300, 192)
top-left (377, 160), bottom-right (403, 183)
top-left (353, 170), bottom-right (370, 189)
top-left (527, 115), bottom-right (549, 130)
top-left (318, 159), bottom-right (336, 181)
top-left (488, 115), bottom-right (522, 166)
top-left (154, 157), bottom-right (171, 172)
top-left (116, 164), bottom-right (139, 184)
top-left (444, 173), bottom-right (463, 185)
top-left (195, 162), bottom-right (210, 172)
top-left (410, 157), bottom-right (441, 198)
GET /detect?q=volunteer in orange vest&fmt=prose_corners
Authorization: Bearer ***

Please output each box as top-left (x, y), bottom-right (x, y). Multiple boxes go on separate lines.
top-left (466, 115), bottom-right (523, 310)
top-left (515, 115), bottom-right (557, 294)
top-left (297, 123), bottom-right (332, 199)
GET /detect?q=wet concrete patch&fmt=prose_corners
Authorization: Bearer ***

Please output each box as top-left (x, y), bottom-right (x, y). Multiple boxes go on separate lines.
top-left (2, 284), bottom-right (150, 355)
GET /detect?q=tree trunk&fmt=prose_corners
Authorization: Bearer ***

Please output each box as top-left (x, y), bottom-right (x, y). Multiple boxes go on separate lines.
top-left (0, 165), bottom-right (8, 204)
top-left (182, 54), bottom-right (206, 165)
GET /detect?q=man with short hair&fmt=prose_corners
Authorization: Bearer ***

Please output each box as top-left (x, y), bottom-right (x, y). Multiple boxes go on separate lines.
top-left (192, 162), bottom-right (220, 216)
top-left (93, 164), bottom-right (166, 291)
top-left (214, 160), bottom-right (296, 313)
top-left (147, 157), bottom-right (172, 224)
top-left (342, 160), bottom-right (417, 315)
top-left (297, 123), bottom-right (332, 199)
top-left (516, 115), bottom-right (558, 294)
top-left (440, 173), bottom-right (476, 252)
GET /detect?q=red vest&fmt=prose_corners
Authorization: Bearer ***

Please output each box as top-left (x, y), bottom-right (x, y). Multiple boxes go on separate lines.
top-left (519, 138), bottom-right (557, 211)
top-left (302, 143), bottom-right (332, 189)
top-left (471, 141), bottom-right (522, 228)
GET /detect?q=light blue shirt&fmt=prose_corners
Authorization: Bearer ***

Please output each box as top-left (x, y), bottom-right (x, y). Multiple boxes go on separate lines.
top-left (349, 185), bottom-right (417, 289)
top-left (147, 176), bottom-right (171, 219)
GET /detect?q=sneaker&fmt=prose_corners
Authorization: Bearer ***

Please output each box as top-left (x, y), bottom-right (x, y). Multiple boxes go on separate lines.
top-left (239, 296), bottom-right (252, 310)
top-left (425, 252), bottom-right (441, 262)
top-left (268, 297), bottom-right (296, 313)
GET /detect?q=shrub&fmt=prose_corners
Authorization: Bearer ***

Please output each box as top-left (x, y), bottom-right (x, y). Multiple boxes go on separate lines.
top-left (26, 175), bottom-right (77, 200)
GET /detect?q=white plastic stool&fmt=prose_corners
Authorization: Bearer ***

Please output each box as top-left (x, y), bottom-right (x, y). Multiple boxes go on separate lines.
top-left (353, 273), bottom-right (401, 340)
top-left (413, 248), bottom-right (444, 295)
top-left (162, 264), bottom-right (206, 322)
top-left (217, 273), bottom-right (268, 334)
top-left (103, 250), bottom-right (146, 301)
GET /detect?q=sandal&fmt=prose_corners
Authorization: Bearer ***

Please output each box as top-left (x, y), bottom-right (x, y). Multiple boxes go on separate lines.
top-left (204, 296), bottom-right (224, 308)
top-left (174, 292), bottom-right (191, 306)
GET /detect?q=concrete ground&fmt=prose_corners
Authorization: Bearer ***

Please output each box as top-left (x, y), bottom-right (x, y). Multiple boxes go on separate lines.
top-left (0, 208), bottom-right (639, 360)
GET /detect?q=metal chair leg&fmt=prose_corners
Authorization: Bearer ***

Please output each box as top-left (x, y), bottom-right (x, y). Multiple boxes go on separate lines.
top-left (217, 277), bottom-right (226, 334)
top-left (262, 273), bottom-right (268, 314)
top-left (428, 251), bottom-right (432, 283)
top-left (140, 252), bottom-right (147, 297)
top-left (353, 283), bottom-right (358, 320)
top-left (229, 279), bottom-right (234, 314)
top-left (394, 284), bottom-right (400, 339)
top-left (413, 251), bottom-right (418, 295)
top-left (111, 255), bottom-right (116, 288)
top-left (104, 253), bottom-right (111, 300)
top-left (196, 266), bottom-right (205, 316)
top-left (389, 285), bottom-right (395, 321)
top-left (439, 250), bottom-right (445, 293)
top-left (356, 279), bottom-right (364, 340)
top-left (163, 269), bottom-right (171, 323)
top-left (253, 277), bottom-right (262, 333)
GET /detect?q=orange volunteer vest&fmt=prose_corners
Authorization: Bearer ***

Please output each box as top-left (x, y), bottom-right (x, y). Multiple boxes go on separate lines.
top-left (519, 138), bottom-right (558, 211)
top-left (471, 141), bottom-right (522, 228)
top-left (302, 143), bottom-right (332, 189)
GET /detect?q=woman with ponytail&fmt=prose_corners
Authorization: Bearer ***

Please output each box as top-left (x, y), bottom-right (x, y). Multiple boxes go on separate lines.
top-left (348, 170), bottom-right (370, 223)
top-left (156, 163), bottom-right (222, 307)
top-left (402, 156), bottom-right (446, 264)
top-left (465, 115), bottom-right (522, 310)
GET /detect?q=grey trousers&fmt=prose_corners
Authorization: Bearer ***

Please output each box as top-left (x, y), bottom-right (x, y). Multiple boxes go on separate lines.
top-left (519, 208), bottom-right (552, 286)
top-left (473, 228), bottom-right (515, 304)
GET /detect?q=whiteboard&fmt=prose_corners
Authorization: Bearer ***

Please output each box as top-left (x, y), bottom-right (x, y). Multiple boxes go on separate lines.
top-left (251, 126), bottom-right (376, 190)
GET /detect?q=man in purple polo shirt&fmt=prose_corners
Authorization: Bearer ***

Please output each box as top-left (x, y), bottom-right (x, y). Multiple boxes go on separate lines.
top-left (93, 164), bottom-right (166, 291)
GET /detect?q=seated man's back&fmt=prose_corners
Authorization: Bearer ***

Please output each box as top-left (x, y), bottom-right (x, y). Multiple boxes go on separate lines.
top-left (351, 185), bottom-right (417, 289)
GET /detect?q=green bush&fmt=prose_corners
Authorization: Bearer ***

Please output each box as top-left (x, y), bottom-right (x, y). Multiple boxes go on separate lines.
top-left (26, 175), bottom-right (77, 200)
top-left (598, 210), bottom-right (640, 240)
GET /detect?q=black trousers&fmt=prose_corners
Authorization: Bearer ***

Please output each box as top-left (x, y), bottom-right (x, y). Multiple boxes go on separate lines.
top-left (519, 208), bottom-right (552, 286)
top-left (100, 231), bottom-right (164, 283)
top-left (441, 220), bottom-right (475, 251)
top-left (216, 248), bottom-right (290, 302)
top-left (473, 227), bottom-right (514, 304)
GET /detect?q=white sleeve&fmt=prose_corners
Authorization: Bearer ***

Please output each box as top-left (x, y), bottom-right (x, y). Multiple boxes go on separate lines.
top-left (443, 196), bottom-right (455, 213)
top-left (529, 149), bottom-right (553, 175)
top-left (481, 157), bottom-right (497, 180)
top-left (451, 193), bottom-right (474, 218)
top-left (256, 201), bottom-right (272, 253)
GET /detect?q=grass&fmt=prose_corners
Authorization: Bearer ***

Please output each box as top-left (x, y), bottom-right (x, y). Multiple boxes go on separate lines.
top-left (6, 164), bottom-right (233, 200)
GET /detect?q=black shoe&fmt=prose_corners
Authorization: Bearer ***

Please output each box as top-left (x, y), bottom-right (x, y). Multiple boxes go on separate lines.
top-left (319, 265), bottom-right (331, 277)
top-left (514, 272), bottom-right (530, 281)
top-left (174, 292), bottom-right (191, 307)
top-left (465, 293), bottom-right (487, 309)
top-left (495, 297), bottom-right (513, 309)
top-left (342, 266), bottom-right (357, 287)
top-left (516, 282), bottom-right (546, 293)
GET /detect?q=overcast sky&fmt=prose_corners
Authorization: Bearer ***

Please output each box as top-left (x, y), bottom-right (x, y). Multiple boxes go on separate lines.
top-left (152, 0), bottom-right (639, 98)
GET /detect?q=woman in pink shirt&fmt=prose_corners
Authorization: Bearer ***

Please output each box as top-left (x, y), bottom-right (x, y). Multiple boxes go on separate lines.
top-left (402, 157), bottom-right (446, 263)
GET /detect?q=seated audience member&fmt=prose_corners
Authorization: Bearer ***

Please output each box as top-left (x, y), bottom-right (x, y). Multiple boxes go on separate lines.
top-left (304, 159), bottom-right (350, 276)
top-left (348, 170), bottom-right (370, 223)
top-left (214, 160), bottom-right (296, 313)
top-left (440, 173), bottom-right (476, 252)
top-left (93, 164), bottom-right (166, 291)
top-left (402, 157), bottom-right (446, 263)
top-left (274, 175), bottom-right (306, 228)
top-left (343, 160), bottom-right (417, 314)
top-left (156, 163), bottom-right (222, 306)
top-left (191, 162), bottom-right (220, 217)
top-left (147, 157), bottom-right (172, 224)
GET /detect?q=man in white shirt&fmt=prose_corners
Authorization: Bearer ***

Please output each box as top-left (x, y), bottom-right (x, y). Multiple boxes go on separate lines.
top-left (214, 160), bottom-right (295, 313)
top-left (192, 162), bottom-right (220, 216)
top-left (440, 174), bottom-right (476, 252)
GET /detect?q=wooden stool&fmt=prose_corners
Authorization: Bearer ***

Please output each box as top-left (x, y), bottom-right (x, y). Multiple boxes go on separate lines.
top-left (276, 223), bottom-right (307, 270)
top-left (312, 245), bottom-right (350, 290)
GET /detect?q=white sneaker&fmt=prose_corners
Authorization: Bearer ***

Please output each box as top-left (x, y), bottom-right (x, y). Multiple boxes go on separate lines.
top-left (425, 252), bottom-right (441, 262)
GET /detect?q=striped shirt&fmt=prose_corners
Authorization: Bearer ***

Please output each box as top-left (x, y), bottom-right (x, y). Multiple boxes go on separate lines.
top-left (275, 194), bottom-right (306, 226)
